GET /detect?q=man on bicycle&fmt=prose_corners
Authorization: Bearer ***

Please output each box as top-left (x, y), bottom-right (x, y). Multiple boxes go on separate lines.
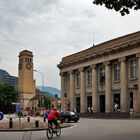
top-left (47, 107), bottom-right (60, 128)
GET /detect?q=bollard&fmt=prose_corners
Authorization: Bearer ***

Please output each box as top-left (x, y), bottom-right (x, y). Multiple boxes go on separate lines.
top-left (9, 118), bottom-right (13, 128)
top-left (44, 117), bottom-right (46, 122)
top-left (27, 117), bottom-right (30, 122)
top-left (35, 120), bottom-right (39, 128)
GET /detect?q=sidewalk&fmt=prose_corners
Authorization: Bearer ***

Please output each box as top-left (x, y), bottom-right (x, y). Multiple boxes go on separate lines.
top-left (0, 114), bottom-right (71, 131)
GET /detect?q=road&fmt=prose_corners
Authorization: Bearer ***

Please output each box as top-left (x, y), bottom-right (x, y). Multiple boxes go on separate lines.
top-left (1, 118), bottom-right (140, 140)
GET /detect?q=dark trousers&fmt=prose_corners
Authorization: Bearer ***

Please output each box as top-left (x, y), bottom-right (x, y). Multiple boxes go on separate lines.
top-left (48, 119), bottom-right (58, 127)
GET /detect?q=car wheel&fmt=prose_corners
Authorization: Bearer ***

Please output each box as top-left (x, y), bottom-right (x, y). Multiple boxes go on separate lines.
top-left (64, 118), bottom-right (69, 123)
top-left (74, 120), bottom-right (78, 123)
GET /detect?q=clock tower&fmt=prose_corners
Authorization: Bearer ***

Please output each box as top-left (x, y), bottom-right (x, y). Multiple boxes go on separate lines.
top-left (18, 50), bottom-right (36, 110)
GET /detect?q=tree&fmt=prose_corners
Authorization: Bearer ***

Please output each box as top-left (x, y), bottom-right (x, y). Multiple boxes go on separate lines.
top-left (93, 0), bottom-right (140, 16)
top-left (0, 83), bottom-right (17, 113)
top-left (41, 95), bottom-right (51, 109)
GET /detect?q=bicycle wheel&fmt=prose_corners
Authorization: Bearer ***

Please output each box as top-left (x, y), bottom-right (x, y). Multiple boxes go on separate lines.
top-left (55, 126), bottom-right (61, 137)
top-left (46, 127), bottom-right (53, 139)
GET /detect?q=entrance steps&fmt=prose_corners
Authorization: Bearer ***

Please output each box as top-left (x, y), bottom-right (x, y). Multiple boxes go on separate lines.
top-left (79, 112), bottom-right (130, 119)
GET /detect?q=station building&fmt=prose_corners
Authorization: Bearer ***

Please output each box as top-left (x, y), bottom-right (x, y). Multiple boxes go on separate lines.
top-left (58, 31), bottom-right (140, 113)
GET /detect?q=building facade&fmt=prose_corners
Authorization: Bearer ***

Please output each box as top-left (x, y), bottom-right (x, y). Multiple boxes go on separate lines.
top-left (18, 50), bottom-right (36, 110)
top-left (58, 31), bottom-right (140, 113)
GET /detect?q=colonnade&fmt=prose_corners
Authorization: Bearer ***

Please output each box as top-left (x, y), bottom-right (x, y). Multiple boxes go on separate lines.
top-left (60, 55), bottom-right (140, 113)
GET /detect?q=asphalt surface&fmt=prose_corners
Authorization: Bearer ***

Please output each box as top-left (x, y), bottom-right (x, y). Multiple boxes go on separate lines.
top-left (1, 116), bottom-right (140, 140)
top-left (59, 118), bottom-right (140, 140)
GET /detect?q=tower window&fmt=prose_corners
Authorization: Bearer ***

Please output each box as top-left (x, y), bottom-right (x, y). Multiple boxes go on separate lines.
top-left (25, 57), bottom-right (31, 63)
top-left (25, 57), bottom-right (28, 62)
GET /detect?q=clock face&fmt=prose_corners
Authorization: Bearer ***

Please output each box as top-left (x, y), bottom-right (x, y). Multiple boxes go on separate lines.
top-left (26, 63), bottom-right (32, 70)
top-left (19, 63), bottom-right (22, 70)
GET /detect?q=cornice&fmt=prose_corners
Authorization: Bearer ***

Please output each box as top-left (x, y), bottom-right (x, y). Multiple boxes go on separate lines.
top-left (19, 50), bottom-right (33, 57)
top-left (58, 32), bottom-right (140, 69)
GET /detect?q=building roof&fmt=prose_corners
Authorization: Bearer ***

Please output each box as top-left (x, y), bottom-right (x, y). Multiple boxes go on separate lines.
top-left (58, 31), bottom-right (140, 69)
top-left (18, 50), bottom-right (33, 57)
top-left (30, 94), bottom-right (40, 101)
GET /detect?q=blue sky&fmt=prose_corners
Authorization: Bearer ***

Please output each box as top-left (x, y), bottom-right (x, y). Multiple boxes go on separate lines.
top-left (0, 0), bottom-right (140, 89)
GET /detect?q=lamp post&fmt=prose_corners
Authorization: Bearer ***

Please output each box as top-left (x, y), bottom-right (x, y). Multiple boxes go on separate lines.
top-left (34, 70), bottom-right (44, 108)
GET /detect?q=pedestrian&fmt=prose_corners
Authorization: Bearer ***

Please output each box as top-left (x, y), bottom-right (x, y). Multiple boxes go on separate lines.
top-left (90, 107), bottom-right (93, 113)
top-left (88, 107), bottom-right (91, 113)
top-left (44, 110), bottom-right (50, 119)
top-left (114, 103), bottom-right (119, 112)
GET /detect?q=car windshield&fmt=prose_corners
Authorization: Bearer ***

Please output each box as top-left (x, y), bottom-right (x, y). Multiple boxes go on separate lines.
top-left (70, 112), bottom-right (75, 115)
top-left (61, 112), bottom-right (69, 115)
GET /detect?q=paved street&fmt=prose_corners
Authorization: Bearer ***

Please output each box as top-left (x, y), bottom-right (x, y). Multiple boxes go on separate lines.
top-left (1, 118), bottom-right (140, 140)
top-left (59, 118), bottom-right (140, 140)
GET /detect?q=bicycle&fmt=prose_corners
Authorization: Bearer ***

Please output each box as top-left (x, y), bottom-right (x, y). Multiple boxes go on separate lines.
top-left (46, 120), bottom-right (61, 139)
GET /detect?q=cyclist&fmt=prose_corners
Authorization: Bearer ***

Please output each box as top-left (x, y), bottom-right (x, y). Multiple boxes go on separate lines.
top-left (47, 107), bottom-right (60, 128)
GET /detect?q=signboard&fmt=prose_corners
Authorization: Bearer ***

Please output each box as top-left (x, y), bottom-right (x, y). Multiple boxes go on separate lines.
top-left (12, 102), bottom-right (20, 105)
top-left (16, 104), bottom-right (21, 113)
top-left (55, 94), bottom-right (58, 98)
top-left (12, 102), bottom-right (21, 113)
top-left (0, 112), bottom-right (4, 120)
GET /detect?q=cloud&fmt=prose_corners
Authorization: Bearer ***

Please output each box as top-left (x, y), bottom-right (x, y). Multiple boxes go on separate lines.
top-left (0, 0), bottom-right (140, 89)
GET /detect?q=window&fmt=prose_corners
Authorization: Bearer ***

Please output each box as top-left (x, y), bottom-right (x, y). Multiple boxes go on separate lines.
top-left (99, 67), bottom-right (105, 84)
top-left (130, 60), bottom-right (137, 79)
top-left (76, 72), bottom-right (80, 87)
top-left (114, 64), bottom-right (120, 81)
top-left (25, 57), bottom-right (28, 62)
top-left (25, 57), bottom-right (30, 62)
top-left (87, 70), bottom-right (92, 86)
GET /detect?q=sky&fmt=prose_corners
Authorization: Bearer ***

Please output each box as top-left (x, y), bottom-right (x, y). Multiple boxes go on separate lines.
top-left (0, 0), bottom-right (140, 90)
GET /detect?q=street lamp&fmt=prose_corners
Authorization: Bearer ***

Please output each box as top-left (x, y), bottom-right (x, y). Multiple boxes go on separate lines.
top-left (34, 70), bottom-right (44, 108)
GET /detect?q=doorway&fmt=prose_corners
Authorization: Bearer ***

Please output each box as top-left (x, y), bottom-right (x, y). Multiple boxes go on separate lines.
top-left (130, 92), bottom-right (133, 109)
top-left (99, 95), bottom-right (105, 112)
top-left (114, 94), bottom-right (120, 110)
top-left (76, 97), bottom-right (80, 113)
top-left (87, 96), bottom-right (92, 108)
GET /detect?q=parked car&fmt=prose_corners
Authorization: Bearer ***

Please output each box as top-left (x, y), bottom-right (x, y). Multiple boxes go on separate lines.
top-left (60, 111), bottom-right (80, 123)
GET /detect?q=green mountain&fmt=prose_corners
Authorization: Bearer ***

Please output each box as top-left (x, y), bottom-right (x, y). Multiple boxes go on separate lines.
top-left (37, 86), bottom-right (61, 98)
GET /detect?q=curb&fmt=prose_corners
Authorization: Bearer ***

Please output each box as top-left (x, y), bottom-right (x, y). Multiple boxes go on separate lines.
top-left (0, 124), bottom-right (71, 132)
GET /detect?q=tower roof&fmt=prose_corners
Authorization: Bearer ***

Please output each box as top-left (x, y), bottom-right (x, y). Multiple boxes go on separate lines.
top-left (18, 50), bottom-right (33, 57)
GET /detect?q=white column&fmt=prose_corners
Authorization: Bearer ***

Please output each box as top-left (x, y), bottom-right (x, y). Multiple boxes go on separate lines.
top-left (69, 70), bottom-right (75, 111)
top-left (80, 68), bottom-right (86, 113)
top-left (60, 72), bottom-right (66, 111)
top-left (137, 54), bottom-right (140, 92)
top-left (91, 64), bottom-right (98, 113)
top-left (134, 54), bottom-right (140, 112)
top-left (104, 61), bottom-right (112, 113)
top-left (119, 57), bottom-right (128, 112)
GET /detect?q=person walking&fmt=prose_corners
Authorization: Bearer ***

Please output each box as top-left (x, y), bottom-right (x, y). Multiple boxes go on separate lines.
top-left (114, 103), bottom-right (119, 112)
